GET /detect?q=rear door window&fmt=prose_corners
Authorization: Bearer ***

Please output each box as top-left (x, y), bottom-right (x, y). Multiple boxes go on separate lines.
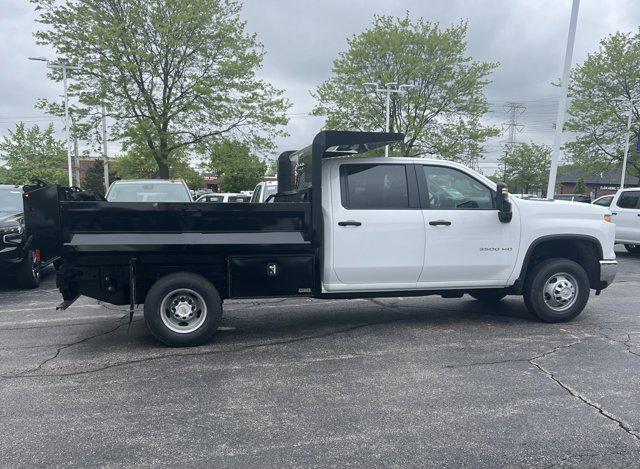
top-left (340, 164), bottom-right (409, 209)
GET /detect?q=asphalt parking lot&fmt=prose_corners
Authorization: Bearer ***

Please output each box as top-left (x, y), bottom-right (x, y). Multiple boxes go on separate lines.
top-left (0, 248), bottom-right (639, 468)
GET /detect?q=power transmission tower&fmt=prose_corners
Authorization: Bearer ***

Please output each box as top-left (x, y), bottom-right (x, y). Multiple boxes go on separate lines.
top-left (500, 101), bottom-right (526, 177)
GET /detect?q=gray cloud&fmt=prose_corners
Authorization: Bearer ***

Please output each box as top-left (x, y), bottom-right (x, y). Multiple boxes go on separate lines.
top-left (1, 0), bottom-right (638, 168)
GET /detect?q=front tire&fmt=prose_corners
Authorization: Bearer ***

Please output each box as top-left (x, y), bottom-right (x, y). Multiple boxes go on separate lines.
top-left (624, 244), bottom-right (640, 255)
top-left (523, 258), bottom-right (590, 323)
top-left (16, 250), bottom-right (40, 289)
top-left (144, 272), bottom-right (222, 347)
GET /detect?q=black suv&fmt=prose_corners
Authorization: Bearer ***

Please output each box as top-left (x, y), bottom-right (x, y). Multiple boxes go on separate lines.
top-left (0, 185), bottom-right (53, 288)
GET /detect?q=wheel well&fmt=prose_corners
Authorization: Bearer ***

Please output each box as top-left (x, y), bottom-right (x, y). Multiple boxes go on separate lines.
top-left (520, 238), bottom-right (601, 290)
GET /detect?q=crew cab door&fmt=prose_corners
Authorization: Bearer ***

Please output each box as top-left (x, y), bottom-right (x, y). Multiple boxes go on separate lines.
top-left (327, 163), bottom-right (424, 289)
top-left (416, 164), bottom-right (520, 288)
top-left (612, 190), bottom-right (640, 243)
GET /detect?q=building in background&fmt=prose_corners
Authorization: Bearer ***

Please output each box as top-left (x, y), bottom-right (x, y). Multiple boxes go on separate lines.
top-left (71, 157), bottom-right (103, 185)
top-left (557, 168), bottom-right (639, 198)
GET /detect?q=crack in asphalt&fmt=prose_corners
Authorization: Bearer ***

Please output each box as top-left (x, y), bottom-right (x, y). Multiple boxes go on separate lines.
top-left (441, 332), bottom-right (640, 444)
top-left (590, 329), bottom-right (640, 361)
top-left (4, 292), bottom-right (640, 445)
top-left (10, 314), bottom-right (132, 377)
top-left (624, 333), bottom-right (640, 360)
top-left (528, 339), bottom-right (640, 443)
top-left (0, 311), bottom-right (425, 380)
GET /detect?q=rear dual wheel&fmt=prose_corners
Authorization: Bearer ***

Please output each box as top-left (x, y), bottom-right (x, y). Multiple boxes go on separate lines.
top-left (144, 272), bottom-right (222, 347)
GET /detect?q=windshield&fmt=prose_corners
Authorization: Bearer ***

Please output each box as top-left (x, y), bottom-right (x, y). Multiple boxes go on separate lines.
top-left (263, 184), bottom-right (278, 201)
top-left (107, 182), bottom-right (191, 202)
top-left (593, 196), bottom-right (613, 207)
top-left (0, 188), bottom-right (23, 213)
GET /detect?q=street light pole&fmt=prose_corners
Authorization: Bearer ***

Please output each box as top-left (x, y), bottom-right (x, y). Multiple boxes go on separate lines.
top-left (364, 82), bottom-right (414, 156)
top-left (29, 56), bottom-right (80, 187)
top-left (61, 63), bottom-right (73, 187)
top-left (620, 100), bottom-right (634, 189)
top-left (546, 0), bottom-right (580, 199)
top-left (101, 102), bottom-right (109, 193)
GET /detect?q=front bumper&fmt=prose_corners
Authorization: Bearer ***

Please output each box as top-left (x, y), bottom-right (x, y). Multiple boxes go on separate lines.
top-left (0, 245), bottom-right (23, 263)
top-left (599, 259), bottom-right (618, 289)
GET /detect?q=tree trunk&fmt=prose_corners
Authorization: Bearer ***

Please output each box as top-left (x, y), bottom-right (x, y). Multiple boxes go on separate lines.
top-left (157, 137), bottom-right (170, 179)
top-left (156, 158), bottom-right (170, 179)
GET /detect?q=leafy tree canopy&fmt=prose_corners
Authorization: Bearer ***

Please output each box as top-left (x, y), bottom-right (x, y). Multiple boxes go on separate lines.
top-left (0, 123), bottom-right (68, 185)
top-left (205, 139), bottom-right (265, 192)
top-left (32, 0), bottom-right (290, 178)
top-left (564, 30), bottom-right (640, 177)
top-left (112, 141), bottom-right (203, 191)
top-left (499, 142), bottom-right (551, 195)
top-left (313, 14), bottom-right (499, 162)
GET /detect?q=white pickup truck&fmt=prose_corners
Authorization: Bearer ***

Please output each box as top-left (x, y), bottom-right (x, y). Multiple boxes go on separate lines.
top-left (609, 188), bottom-right (640, 255)
top-left (24, 131), bottom-right (617, 346)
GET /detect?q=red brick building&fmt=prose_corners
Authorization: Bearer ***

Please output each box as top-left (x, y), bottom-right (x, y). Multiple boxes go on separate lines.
top-left (557, 168), bottom-right (639, 199)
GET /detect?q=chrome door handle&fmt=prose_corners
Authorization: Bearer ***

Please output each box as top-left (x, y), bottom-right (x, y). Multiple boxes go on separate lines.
top-left (429, 220), bottom-right (452, 226)
top-left (338, 220), bottom-right (362, 227)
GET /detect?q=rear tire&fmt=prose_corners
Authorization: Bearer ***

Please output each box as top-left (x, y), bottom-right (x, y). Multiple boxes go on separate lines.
top-left (469, 290), bottom-right (507, 302)
top-left (523, 258), bottom-right (590, 323)
top-left (16, 251), bottom-right (40, 289)
top-left (624, 244), bottom-right (640, 255)
top-left (144, 272), bottom-right (222, 347)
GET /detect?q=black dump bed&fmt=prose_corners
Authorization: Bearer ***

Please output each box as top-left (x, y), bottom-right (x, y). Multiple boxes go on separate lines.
top-left (23, 184), bottom-right (312, 257)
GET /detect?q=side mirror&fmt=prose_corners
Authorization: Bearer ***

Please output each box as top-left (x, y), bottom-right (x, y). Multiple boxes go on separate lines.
top-left (496, 182), bottom-right (512, 223)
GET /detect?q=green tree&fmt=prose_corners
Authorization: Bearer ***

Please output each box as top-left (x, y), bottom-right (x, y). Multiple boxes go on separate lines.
top-left (0, 123), bottom-right (67, 185)
top-left (81, 160), bottom-right (117, 196)
top-left (205, 140), bottom-right (265, 192)
top-left (312, 14), bottom-right (499, 160)
top-left (499, 142), bottom-right (551, 194)
top-left (564, 30), bottom-right (640, 177)
top-left (112, 142), bottom-right (203, 191)
top-left (573, 176), bottom-right (587, 195)
top-left (33, 0), bottom-right (290, 178)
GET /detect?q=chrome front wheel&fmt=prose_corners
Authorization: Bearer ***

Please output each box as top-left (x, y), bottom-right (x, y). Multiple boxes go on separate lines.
top-left (542, 272), bottom-right (578, 312)
top-left (524, 258), bottom-right (590, 323)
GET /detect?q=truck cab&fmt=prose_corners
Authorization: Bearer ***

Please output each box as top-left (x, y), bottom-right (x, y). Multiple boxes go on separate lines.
top-left (319, 157), bottom-right (616, 294)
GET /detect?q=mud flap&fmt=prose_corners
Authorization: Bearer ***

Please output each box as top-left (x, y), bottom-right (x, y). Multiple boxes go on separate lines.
top-left (128, 258), bottom-right (137, 329)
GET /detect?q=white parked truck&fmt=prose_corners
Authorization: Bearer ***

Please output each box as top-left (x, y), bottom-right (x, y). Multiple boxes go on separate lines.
top-left (24, 131), bottom-right (617, 346)
top-left (609, 187), bottom-right (640, 255)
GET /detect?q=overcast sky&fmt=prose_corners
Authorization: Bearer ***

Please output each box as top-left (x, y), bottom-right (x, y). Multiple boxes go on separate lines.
top-left (1, 0), bottom-right (639, 170)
